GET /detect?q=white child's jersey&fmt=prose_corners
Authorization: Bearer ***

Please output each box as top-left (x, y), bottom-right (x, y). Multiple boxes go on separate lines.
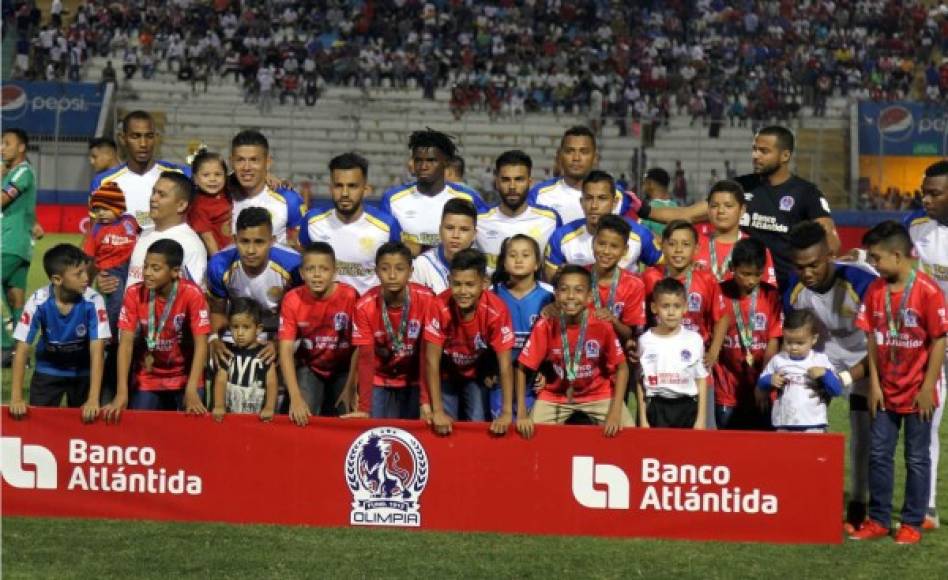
top-left (638, 327), bottom-right (708, 398)
top-left (411, 246), bottom-right (451, 295)
top-left (763, 351), bottom-right (836, 430)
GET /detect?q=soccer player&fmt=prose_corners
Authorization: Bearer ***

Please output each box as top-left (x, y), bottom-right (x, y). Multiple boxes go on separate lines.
top-left (90, 111), bottom-right (190, 232)
top-left (588, 215), bottom-right (646, 343)
top-left (715, 238), bottom-right (783, 430)
top-left (852, 221), bottom-right (948, 545)
top-left (636, 278), bottom-right (709, 429)
top-left (904, 159), bottom-right (948, 530)
top-left (9, 244), bottom-right (110, 422)
top-left (517, 265), bottom-right (634, 437)
top-left (126, 172), bottom-right (207, 287)
top-left (229, 130), bottom-right (304, 247)
top-left (1, 128), bottom-right (38, 367)
top-left (786, 220), bottom-right (875, 531)
top-left (211, 298), bottom-right (277, 422)
top-left (88, 136), bottom-right (120, 175)
top-left (279, 242), bottom-right (359, 426)
top-left (545, 170), bottom-right (660, 281)
top-left (422, 249), bottom-right (515, 435)
top-left (380, 129), bottom-right (487, 255)
top-left (475, 150), bottom-right (562, 272)
top-left (411, 198), bottom-right (477, 295)
top-left (349, 242), bottom-right (436, 419)
top-left (528, 125), bottom-right (628, 225)
top-left (206, 207), bottom-right (301, 367)
top-left (109, 239), bottom-right (211, 417)
top-left (639, 167), bottom-right (677, 237)
top-left (300, 153), bottom-right (401, 294)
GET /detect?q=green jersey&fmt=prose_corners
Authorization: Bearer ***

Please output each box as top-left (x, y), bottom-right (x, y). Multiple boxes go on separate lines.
top-left (642, 198), bottom-right (678, 237)
top-left (2, 160), bottom-right (37, 261)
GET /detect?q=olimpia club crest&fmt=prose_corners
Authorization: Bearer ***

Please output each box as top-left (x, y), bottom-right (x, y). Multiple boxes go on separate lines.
top-left (345, 427), bottom-right (429, 527)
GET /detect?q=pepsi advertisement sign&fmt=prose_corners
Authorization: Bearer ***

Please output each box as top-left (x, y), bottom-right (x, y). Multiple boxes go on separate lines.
top-left (1, 82), bottom-right (105, 137)
top-left (858, 101), bottom-right (948, 156)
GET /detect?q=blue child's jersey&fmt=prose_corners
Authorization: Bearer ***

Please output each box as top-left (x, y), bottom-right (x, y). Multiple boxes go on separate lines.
top-left (492, 282), bottom-right (554, 360)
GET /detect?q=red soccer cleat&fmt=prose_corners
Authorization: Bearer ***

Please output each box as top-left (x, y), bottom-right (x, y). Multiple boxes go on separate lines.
top-left (894, 524), bottom-right (922, 545)
top-left (848, 519), bottom-right (889, 541)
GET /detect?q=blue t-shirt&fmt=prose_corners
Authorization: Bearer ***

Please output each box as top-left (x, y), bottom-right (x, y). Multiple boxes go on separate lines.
top-left (492, 282), bottom-right (554, 360)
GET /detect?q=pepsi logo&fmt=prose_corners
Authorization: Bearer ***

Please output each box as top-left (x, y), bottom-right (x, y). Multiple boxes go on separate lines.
top-left (1, 85), bottom-right (27, 120)
top-left (877, 105), bottom-right (914, 142)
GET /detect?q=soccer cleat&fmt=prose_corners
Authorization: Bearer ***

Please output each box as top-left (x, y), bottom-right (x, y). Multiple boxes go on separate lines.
top-left (894, 524), bottom-right (922, 544)
top-left (848, 519), bottom-right (889, 540)
top-left (922, 510), bottom-right (940, 530)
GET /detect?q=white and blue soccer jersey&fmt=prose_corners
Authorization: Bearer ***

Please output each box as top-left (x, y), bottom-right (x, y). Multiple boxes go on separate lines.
top-left (784, 263), bottom-right (876, 373)
top-left (476, 203), bottom-right (562, 272)
top-left (90, 160), bottom-right (191, 232)
top-left (231, 185), bottom-right (305, 246)
top-left (13, 286), bottom-right (111, 377)
top-left (493, 282), bottom-right (554, 358)
top-left (527, 177), bottom-right (629, 225)
top-left (411, 245), bottom-right (452, 295)
top-left (380, 181), bottom-right (488, 247)
top-left (299, 205), bottom-right (401, 294)
top-left (545, 217), bottom-right (661, 271)
top-left (207, 244), bottom-right (302, 330)
top-left (906, 209), bottom-right (948, 298)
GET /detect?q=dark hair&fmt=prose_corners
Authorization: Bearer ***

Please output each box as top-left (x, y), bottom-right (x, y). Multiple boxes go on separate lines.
top-left (446, 156), bottom-right (465, 179)
top-left (121, 110), bottom-right (154, 132)
top-left (495, 150), bottom-right (533, 174)
top-left (784, 309), bottom-right (818, 334)
top-left (158, 171), bottom-right (194, 206)
top-left (707, 179), bottom-right (746, 205)
top-left (582, 170), bottom-right (615, 194)
top-left (560, 125), bottom-right (597, 150)
top-left (88, 136), bottom-right (117, 150)
top-left (596, 214), bottom-right (631, 241)
top-left (191, 149), bottom-right (228, 177)
top-left (375, 241), bottom-right (413, 265)
top-left (442, 197), bottom-right (477, 225)
top-left (2, 128), bottom-right (28, 148)
top-left (235, 207), bottom-right (273, 232)
top-left (329, 152), bottom-right (369, 178)
top-left (788, 221), bottom-right (828, 252)
top-left (449, 248), bottom-right (486, 276)
top-left (862, 220), bottom-right (913, 255)
top-left (553, 263), bottom-right (592, 288)
top-left (43, 243), bottom-right (88, 278)
top-left (730, 238), bottom-right (767, 270)
top-left (757, 126), bottom-right (795, 153)
top-left (408, 129), bottom-right (456, 158)
top-left (231, 129), bottom-right (269, 152)
top-left (228, 297), bottom-right (263, 324)
top-left (146, 239), bottom-right (184, 269)
top-left (662, 219), bottom-right (698, 243)
top-left (644, 167), bottom-right (670, 189)
top-left (652, 277), bottom-right (687, 301)
top-left (925, 160), bottom-right (948, 178)
top-left (491, 234), bottom-right (541, 286)
top-left (302, 241), bottom-right (336, 262)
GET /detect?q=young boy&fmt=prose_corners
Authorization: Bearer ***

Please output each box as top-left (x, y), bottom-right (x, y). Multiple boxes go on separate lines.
top-left (279, 242), bottom-right (358, 426)
top-left (517, 264), bottom-right (634, 438)
top-left (211, 298), bottom-right (277, 422)
top-left (851, 221), bottom-right (947, 544)
top-left (589, 215), bottom-right (646, 343)
top-left (757, 309), bottom-right (842, 432)
top-left (636, 278), bottom-right (708, 429)
top-left (715, 238), bottom-right (783, 430)
top-left (9, 244), bottom-right (111, 422)
top-left (349, 242), bottom-right (436, 419)
top-left (422, 248), bottom-right (515, 435)
top-left (411, 198), bottom-right (477, 295)
top-left (108, 239), bottom-right (211, 418)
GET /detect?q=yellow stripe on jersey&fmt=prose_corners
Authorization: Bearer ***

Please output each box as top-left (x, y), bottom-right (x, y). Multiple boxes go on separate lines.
top-left (789, 282), bottom-right (805, 306)
top-left (560, 224), bottom-right (587, 245)
top-left (267, 190), bottom-right (288, 204)
top-left (100, 167), bottom-right (129, 183)
top-left (307, 209), bottom-right (333, 224)
top-left (269, 261), bottom-right (291, 281)
top-left (156, 162), bottom-right (184, 174)
top-left (364, 213), bottom-right (391, 232)
top-left (530, 207), bottom-right (558, 221)
top-left (389, 186), bottom-right (416, 204)
top-left (843, 281), bottom-right (860, 306)
top-left (910, 216), bottom-right (930, 227)
top-left (537, 180), bottom-right (561, 194)
top-left (479, 207), bottom-right (499, 219)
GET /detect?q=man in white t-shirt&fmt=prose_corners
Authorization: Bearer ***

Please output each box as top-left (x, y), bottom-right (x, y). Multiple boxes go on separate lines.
top-left (126, 172), bottom-right (207, 288)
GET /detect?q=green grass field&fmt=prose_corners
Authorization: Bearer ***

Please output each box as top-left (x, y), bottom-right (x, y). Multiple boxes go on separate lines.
top-left (3, 235), bottom-right (948, 579)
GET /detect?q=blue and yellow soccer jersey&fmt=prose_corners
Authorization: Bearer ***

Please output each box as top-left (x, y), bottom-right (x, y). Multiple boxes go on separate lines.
top-left (207, 244), bottom-right (302, 331)
top-left (232, 185), bottom-right (305, 246)
top-left (380, 181), bottom-right (488, 247)
top-left (545, 217), bottom-right (660, 271)
top-left (527, 177), bottom-right (629, 225)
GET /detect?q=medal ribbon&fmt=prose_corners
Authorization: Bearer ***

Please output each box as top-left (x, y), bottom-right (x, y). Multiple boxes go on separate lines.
top-left (708, 233), bottom-right (742, 281)
top-left (732, 286), bottom-right (758, 353)
top-left (884, 269), bottom-right (916, 340)
top-left (560, 310), bottom-right (588, 402)
top-left (665, 264), bottom-right (693, 294)
top-left (147, 281), bottom-right (179, 352)
top-left (591, 268), bottom-right (620, 310)
top-left (381, 289), bottom-right (411, 353)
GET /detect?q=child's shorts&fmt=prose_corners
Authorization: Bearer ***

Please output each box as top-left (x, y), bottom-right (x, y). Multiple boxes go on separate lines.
top-left (646, 396), bottom-right (698, 429)
top-left (29, 372), bottom-right (91, 407)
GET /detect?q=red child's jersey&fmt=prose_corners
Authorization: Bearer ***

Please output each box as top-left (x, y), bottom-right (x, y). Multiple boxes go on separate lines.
top-left (82, 214), bottom-right (140, 270)
top-left (278, 283), bottom-right (358, 377)
top-left (642, 266), bottom-right (726, 343)
top-left (693, 233), bottom-right (776, 286)
top-left (590, 268), bottom-right (646, 328)
top-left (117, 279), bottom-right (211, 391)
top-left (714, 280), bottom-right (783, 407)
top-left (519, 315), bottom-right (626, 404)
top-left (856, 272), bottom-right (948, 413)
top-left (352, 283), bottom-right (436, 412)
top-left (188, 190), bottom-right (233, 250)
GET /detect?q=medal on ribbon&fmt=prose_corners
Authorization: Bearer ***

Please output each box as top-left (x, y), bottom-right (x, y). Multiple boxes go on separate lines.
top-left (145, 281), bottom-right (179, 373)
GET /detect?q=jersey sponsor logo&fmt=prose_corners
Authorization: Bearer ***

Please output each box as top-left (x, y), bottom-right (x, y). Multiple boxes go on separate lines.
top-left (688, 292), bottom-right (702, 312)
top-left (75, 324), bottom-right (87, 337)
top-left (20, 310), bottom-right (31, 325)
top-left (334, 312), bottom-right (350, 331)
top-left (779, 196), bottom-right (795, 211)
top-left (97, 309), bottom-right (108, 323)
top-left (346, 427), bottom-right (429, 527)
top-left (500, 326), bottom-right (513, 342)
top-left (585, 340), bottom-right (600, 358)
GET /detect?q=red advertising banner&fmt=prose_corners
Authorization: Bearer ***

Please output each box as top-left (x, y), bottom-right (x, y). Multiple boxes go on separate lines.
top-left (1, 407), bottom-right (843, 544)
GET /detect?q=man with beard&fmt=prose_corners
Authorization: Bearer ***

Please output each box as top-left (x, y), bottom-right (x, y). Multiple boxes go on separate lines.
top-left (528, 125), bottom-right (628, 225)
top-left (380, 129), bottom-right (487, 256)
top-left (637, 126), bottom-right (840, 291)
top-left (300, 153), bottom-right (401, 295)
top-left (475, 150), bottom-right (562, 273)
